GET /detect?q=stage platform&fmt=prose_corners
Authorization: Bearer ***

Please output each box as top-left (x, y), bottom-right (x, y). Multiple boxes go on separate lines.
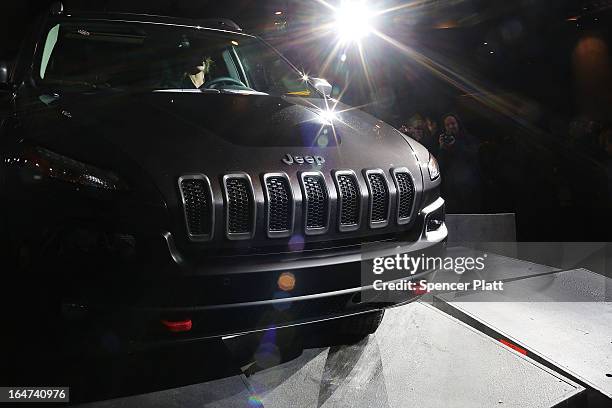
top-left (14, 237), bottom-right (607, 407)
top-left (75, 301), bottom-right (586, 408)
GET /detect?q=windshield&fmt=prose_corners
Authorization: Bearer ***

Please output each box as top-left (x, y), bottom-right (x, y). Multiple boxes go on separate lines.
top-left (37, 21), bottom-right (319, 97)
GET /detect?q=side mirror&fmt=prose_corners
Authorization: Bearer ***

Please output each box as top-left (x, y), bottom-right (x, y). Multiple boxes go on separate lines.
top-left (312, 78), bottom-right (332, 98)
top-left (0, 61), bottom-right (9, 85)
top-left (0, 60), bottom-right (15, 93)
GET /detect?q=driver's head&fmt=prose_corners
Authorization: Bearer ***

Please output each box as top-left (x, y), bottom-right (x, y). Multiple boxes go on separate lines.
top-left (184, 55), bottom-right (213, 76)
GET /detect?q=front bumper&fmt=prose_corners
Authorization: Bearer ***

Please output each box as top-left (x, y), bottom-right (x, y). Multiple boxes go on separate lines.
top-left (59, 198), bottom-right (447, 348)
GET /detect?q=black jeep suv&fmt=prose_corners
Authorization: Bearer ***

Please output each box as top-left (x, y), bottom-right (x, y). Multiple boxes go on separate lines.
top-left (0, 7), bottom-right (446, 350)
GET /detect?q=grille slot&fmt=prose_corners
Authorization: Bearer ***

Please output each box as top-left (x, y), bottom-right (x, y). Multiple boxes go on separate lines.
top-left (223, 174), bottom-right (255, 239)
top-left (393, 169), bottom-right (416, 223)
top-left (335, 171), bottom-right (361, 231)
top-left (365, 170), bottom-right (390, 228)
top-left (264, 174), bottom-right (294, 238)
top-left (178, 176), bottom-right (214, 241)
top-left (301, 172), bottom-right (329, 234)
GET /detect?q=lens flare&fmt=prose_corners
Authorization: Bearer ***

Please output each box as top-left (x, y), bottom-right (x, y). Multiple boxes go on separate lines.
top-left (248, 395), bottom-right (264, 408)
top-left (300, 0), bottom-right (540, 140)
top-left (335, 0), bottom-right (374, 43)
top-left (318, 108), bottom-right (338, 123)
top-left (278, 272), bottom-right (296, 291)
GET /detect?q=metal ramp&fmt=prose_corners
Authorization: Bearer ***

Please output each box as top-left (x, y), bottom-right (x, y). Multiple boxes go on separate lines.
top-left (75, 301), bottom-right (585, 408)
top-left (241, 302), bottom-right (584, 408)
top-left (434, 266), bottom-right (612, 407)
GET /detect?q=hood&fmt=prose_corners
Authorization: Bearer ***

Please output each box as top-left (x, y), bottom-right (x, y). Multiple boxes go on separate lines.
top-left (19, 90), bottom-right (426, 247)
top-left (23, 90), bottom-right (421, 179)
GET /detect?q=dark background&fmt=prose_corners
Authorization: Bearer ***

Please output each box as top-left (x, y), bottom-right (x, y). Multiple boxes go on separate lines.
top-left (2, 0), bottom-right (611, 241)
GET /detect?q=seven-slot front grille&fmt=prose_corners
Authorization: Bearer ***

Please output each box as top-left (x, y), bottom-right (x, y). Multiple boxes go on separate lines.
top-left (223, 174), bottom-right (255, 240)
top-left (335, 171), bottom-right (361, 231)
top-left (365, 170), bottom-right (390, 228)
top-left (263, 174), bottom-right (294, 238)
top-left (392, 168), bottom-right (416, 224)
top-left (300, 172), bottom-right (330, 235)
top-left (180, 168), bottom-right (420, 240)
top-left (178, 175), bottom-right (214, 241)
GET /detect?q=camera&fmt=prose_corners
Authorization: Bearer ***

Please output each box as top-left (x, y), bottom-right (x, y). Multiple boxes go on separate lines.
top-left (442, 133), bottom-right (456, 145)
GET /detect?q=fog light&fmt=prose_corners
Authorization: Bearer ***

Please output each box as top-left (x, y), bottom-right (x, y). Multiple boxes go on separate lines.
top-left (421, 198), bottom-right (446, 241)
top-left (427, 218), bottom-right (444, 232)
top-left (426, 206), bottom-right (445, 232)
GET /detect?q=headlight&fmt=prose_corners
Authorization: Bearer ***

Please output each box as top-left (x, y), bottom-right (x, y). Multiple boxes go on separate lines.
top-left (13, 146), bottom-right (128, 191)
top-left (427, 154), bottom-right (440, 181)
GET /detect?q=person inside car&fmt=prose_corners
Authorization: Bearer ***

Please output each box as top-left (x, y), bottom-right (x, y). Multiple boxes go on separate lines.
top-left (180, 55), bottom-right (214, 89)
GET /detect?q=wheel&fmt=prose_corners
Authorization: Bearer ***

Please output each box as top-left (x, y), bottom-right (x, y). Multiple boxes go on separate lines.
top-left (306, 310), bottom-right (385, 346)
top-left (334, 310), bottom-right (385, 338)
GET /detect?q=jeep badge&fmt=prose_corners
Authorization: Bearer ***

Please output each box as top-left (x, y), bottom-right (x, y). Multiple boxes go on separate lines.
top-left (282, 154), bottom-right (325, 166)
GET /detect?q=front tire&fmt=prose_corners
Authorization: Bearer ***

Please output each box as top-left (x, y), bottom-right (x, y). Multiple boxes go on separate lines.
top-left (307, 310), bottom-right (385, 346)
top-left (334, 310), bottom-right (385, 338)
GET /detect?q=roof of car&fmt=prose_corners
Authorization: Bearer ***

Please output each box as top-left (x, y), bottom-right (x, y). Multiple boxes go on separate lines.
top-left (53, 11), bottom-right (248, 35)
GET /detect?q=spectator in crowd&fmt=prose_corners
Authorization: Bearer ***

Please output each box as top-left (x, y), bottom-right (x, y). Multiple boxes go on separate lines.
top-left (437, 113), bottom-right (482, 213)
top-left (425, 116), bottom-right (439, 140)
top-left (408, 114), bottom-right (426, 141)
top-left (401, 113), bottom-right (439, 155)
